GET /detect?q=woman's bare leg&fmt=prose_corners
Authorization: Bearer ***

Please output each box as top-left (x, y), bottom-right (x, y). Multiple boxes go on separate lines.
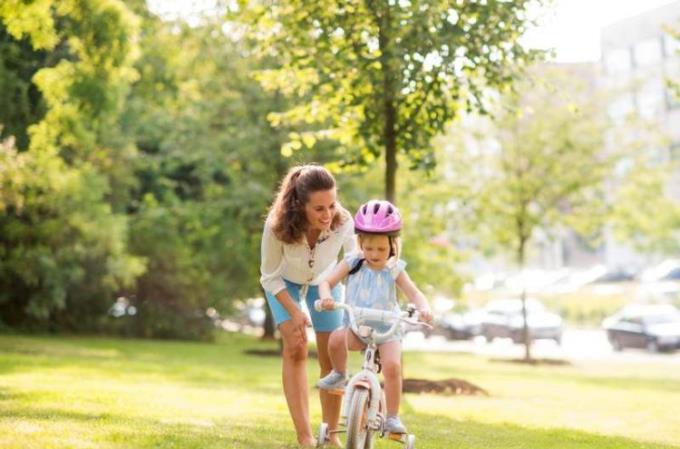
top-left (279, 320), bottom-right (315, 447)
top-left (315, 331), bottom-right (342, 447)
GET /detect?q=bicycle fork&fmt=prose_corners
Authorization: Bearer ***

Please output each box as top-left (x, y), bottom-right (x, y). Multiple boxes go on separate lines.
top-left (341, 347), bottom-right (383, 430)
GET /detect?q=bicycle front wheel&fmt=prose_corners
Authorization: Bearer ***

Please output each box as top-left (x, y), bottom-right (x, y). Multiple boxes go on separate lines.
top-left (345, 388), bottom-right (370, 449)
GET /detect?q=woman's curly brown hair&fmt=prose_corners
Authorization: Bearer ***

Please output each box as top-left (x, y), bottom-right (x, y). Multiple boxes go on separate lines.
top-left (268, 164), bottom-right (347, 244)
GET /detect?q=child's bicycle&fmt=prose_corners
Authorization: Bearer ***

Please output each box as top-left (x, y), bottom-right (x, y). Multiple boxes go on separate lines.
top-left (314, 300), bottom-right (431, 449)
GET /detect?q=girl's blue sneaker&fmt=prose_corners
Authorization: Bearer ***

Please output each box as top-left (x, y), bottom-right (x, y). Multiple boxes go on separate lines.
top-left (384, 415), bottom-right (407, 434)
top-left (317, 370), bottom-right (347, 390)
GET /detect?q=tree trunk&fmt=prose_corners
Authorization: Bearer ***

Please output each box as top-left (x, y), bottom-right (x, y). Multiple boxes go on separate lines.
top-left (518, 237), bottom-right (532, 362)
top-left (261, 106), bottom-right (287, 342)
top-left (262, 297), bottom-right (276, 340)
top-left (377, 5), bottom-right (398, 204)
top-left (385, 128), bottom-right (397, 204)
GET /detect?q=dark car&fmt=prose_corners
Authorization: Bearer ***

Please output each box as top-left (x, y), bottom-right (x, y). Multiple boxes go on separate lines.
top-left (479, 298), bottom-right (563, 344)
top-left (603, 304), bottom-right (680, 352)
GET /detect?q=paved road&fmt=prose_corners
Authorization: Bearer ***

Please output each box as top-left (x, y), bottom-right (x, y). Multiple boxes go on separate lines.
top-left (402, 328), bottom-right (680, 364)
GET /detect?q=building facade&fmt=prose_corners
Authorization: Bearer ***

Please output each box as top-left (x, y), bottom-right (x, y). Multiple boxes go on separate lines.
top-left (600, 1), bottom-right (680, 270)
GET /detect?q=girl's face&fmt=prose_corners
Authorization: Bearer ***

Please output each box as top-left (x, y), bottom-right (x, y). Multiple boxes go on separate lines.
top-left (304, 189), bottom-right (337, 232)
top-left (360, 235), bottom-right (391, 269)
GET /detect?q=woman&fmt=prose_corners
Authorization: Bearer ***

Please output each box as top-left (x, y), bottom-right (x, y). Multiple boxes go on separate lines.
top-left (260, 164), bottom-right (355, 447)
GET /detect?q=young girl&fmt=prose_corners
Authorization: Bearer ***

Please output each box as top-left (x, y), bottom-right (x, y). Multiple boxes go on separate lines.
top-left (316, 199), bottom-right (432, 435)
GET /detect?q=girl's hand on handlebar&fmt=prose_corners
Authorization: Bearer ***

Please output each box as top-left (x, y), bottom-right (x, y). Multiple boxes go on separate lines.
top-left (318, 298), bottom-right (336, 311)
top-left (418, 307), bottom-right (433, 324)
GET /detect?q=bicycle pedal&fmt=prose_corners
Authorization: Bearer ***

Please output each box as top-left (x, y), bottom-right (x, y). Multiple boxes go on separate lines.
top-left (387, 432), bottom-right (406, 442)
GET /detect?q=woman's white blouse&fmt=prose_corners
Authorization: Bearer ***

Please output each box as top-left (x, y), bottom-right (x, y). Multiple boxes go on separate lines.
top-left (260, 211), bottom-right (356, 295)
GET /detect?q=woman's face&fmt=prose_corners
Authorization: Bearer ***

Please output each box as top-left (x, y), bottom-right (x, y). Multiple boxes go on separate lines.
top-left (304, 189), bottom-right (337, 232)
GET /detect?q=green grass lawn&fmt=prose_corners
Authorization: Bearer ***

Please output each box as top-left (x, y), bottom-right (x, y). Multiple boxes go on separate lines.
top-left (1, 332), bottom-right (679, 449)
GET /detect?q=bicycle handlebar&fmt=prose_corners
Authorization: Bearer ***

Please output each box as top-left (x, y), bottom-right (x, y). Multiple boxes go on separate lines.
top-left (313, 300), bottom-right (431, 342)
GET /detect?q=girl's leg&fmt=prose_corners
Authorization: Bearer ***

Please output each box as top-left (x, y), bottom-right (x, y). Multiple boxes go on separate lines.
top-left (279, 320), bottom-right (315, 447)
top-left (318, 329), bottom-right (365, 445)
top-left (378, 341), bottom-right (402, 416)
top-left (328, 328), bottom-right (366, 372)
top-left (315, 331), bottom-right (342, 447)
top-left (327, 328), bottom-right (349, 373)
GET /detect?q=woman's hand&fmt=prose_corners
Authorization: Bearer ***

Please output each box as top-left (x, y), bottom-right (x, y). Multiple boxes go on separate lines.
top-left (290, 310), bottom-right (311, 344)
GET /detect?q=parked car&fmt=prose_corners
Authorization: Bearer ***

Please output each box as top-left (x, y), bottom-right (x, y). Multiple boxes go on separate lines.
top-left (637, 260), bottom-right (680, 303)
top-left (602, 304), bottom-right (680, 352)
top-left (478, 298), bottom-right (563, 344)
top-left (437, 309), bottom-right (486, 340)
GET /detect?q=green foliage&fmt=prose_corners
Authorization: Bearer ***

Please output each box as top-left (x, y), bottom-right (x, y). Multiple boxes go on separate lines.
top-left (238, 0), bottom-right (546, 200)
top-left (0, 0), bottom-right (59, 50)
top-left (448, 66), bottom-right (619, 265)
top-left (610, 161), bottom-right (680, 254)
top-left (1, 0), bottom-right (311, 339)
top-left (0, 28), bottom-right (49, 150)
top-left (396, 160), bottom-right (467, 296)
top-left (117, 16), bottom-right (297, 338)
top-left (0, 0), bottom-right (144, 332)
top-left (0, 134), bottom-right (144, 331)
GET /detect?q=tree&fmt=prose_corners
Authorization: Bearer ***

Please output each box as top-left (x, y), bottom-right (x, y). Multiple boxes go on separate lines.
top-left (0, 0), bottom-right (145, 331)
top-left (238, 0), bottom-right (546, 203)
top-left (610, 163), bottom-right (680, 256)
top-left (119, 10), bottom-right (345, 338)
top-left (448, 65), bottom-right (621, 362)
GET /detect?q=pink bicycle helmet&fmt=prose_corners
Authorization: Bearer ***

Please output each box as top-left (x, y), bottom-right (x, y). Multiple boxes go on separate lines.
top-left (354, 200), bottom-right (402, 235)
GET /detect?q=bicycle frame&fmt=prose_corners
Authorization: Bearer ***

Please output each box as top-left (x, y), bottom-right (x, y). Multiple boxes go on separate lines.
top-left (314, 301), bottom-right (426, 448)
top-left (338, 305), bottom-right (404, 430)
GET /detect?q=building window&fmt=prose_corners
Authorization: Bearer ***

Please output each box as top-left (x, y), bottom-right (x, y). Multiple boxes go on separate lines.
top-left (634, 38), bottom-right (663, 67)
top-left (604, 48), bottom-right (632, 74)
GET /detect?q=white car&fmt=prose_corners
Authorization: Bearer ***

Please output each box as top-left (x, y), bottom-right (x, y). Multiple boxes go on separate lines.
top-left (479, 298), bottom-right (563, 344)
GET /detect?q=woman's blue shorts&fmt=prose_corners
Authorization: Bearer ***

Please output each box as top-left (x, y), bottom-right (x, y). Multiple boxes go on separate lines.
top-left (264, 279), bottom-right (343, 332)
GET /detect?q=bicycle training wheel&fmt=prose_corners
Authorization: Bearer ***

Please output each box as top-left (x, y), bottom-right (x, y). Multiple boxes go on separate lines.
top-left (317, 422), bottom-right (328, 447)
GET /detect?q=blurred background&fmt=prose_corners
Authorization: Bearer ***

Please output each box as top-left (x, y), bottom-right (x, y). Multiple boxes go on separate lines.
top-left (1, 0), bottom-right (680, 361)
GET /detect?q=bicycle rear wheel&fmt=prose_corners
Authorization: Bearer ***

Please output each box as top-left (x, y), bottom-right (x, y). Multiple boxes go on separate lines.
top-left (345, 389), bottom-right (370, 449)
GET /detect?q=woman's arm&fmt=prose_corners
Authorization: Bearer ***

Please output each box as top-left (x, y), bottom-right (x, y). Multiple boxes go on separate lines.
top-left (395, 270), bottom-right (433, 323)
top-left (260, 222), bottom-right (305, 321)
top-left (318, 260), bottom-right (350, 309)
top-left (260, 222), bottom-right (286, 295)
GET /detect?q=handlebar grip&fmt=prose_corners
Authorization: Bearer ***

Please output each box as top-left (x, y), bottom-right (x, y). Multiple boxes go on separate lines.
top-left (314, 299), bottom-right (332, 312)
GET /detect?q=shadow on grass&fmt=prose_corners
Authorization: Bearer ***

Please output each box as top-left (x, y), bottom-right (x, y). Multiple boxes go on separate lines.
top-left (0, 400), bottom-right (301, 449)
top-left (0, 333), bottom-right (284, 387)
